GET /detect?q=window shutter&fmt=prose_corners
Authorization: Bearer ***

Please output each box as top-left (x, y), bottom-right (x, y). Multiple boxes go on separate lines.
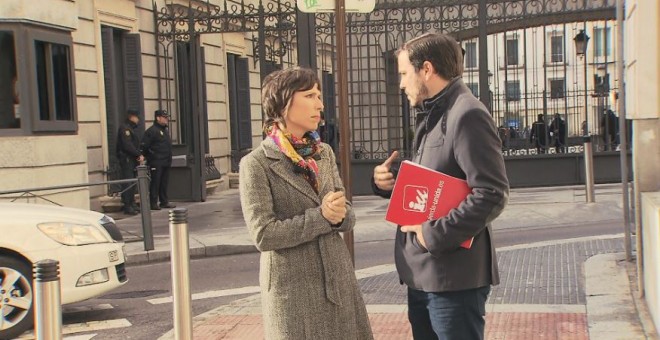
top-left (227, 54), bottom-right (239, 151)
top-left (122, 33), bottom-right (145, 134)
top-left (176, 41), bottom-right (192, 145)
top-left (199, 46), bottom-right (209, 153)
top-left (236, 57), bottom-right (252, 150)
top-left (101, 30), bottom-right (119, 145)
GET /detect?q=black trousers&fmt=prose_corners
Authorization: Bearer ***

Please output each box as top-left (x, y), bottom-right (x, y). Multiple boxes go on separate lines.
top-left (119, 157), bottom-right (138, 209)
top-left (149, 165), bottom-right (170, 206)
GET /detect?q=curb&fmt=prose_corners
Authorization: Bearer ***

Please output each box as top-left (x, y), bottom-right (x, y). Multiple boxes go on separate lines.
top-left (585, 253), bottom-right (646, 338)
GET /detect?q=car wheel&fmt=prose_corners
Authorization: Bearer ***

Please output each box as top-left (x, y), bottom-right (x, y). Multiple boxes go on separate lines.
top-left (0, 255), bottom-right (34, 340)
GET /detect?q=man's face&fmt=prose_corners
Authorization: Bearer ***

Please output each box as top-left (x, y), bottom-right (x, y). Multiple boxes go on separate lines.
top-left (157, 115), bottom-right (169, 126)
top-left (398, 50), bottom-right (429, 107)
top-left (129, 115), bottom-right (139, 124)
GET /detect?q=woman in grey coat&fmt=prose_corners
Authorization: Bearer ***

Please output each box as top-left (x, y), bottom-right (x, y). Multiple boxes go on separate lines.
top-left (239, 67), bottom-right (373, 340)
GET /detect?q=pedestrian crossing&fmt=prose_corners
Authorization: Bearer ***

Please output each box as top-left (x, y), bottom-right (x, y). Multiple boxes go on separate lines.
top-left (17, 284), bottom-right (270, 339)
top-left (18, 319), bottom-right (130, 339)
top-left (17, 304), bottom-right (131, 340)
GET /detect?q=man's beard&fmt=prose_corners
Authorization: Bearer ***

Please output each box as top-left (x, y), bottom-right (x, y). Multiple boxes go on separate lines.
top-left (418, 82), bottom-right (429, 101)
top-left (411, 80), bottom-right (429, 108)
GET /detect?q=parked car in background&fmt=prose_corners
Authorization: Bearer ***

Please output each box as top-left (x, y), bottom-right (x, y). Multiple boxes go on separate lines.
top-left (0, 203), bottom-right (128, 339)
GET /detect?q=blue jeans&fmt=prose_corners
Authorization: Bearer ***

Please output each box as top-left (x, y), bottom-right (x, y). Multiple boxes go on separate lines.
top-left (407, 286), bottom-right (490, 340)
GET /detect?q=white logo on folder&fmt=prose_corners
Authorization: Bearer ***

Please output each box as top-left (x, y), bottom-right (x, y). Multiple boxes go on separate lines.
top-left (403, 185), bottom-right (428, 213)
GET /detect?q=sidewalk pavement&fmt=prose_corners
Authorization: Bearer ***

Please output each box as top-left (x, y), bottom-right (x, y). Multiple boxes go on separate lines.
top-left (112, 184), bottom-right (658, 339)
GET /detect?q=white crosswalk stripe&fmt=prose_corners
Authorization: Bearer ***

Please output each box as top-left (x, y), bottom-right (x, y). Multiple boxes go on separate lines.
top-left (61, 319), bottom-right (132, 334)
top-left (63, 304), bottom-right (114, 313)
top-left (64, 334), bottom-right (97, 340)
top-left (147, 286), bottom-right (261, 305)
top-left (19, 319), bottom-right (131, 339)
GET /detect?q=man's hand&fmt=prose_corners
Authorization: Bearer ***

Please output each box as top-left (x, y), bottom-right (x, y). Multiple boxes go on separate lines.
top-left (400, 224), bottom-right (427, 249)
top-left (373, 151), bottom-right (399, 191)
top-left (321, 191), bottom-right (347, 225)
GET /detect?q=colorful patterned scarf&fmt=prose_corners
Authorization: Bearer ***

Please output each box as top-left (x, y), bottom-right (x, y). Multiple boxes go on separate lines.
top-left (265, 123), bottom-right (321, 192)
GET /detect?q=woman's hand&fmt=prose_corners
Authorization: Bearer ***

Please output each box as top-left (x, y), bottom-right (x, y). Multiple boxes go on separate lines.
top-left (321, 191), bottom-right (346, 225)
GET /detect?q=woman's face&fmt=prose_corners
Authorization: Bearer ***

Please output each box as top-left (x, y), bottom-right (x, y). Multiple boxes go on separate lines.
top-left (283, 83), bottom-right (324, 138)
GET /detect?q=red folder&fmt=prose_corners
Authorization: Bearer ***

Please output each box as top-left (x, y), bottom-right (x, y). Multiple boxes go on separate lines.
top-left (385, 160), bottom-right (474, 249)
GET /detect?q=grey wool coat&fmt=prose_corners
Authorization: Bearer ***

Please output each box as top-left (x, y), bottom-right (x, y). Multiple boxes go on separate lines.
top-left (239, 138), bottom-right (373, 340)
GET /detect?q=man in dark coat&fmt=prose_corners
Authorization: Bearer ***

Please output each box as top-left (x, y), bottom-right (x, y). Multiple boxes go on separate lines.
top-left (141, 109), bottom-right (175, 210)
top-left (549, 113), bottom-right (567, 153)
top-left (372, 33), bottom-right (509, 340)
top-left (530, 114), bottom-right (549, 154)
top-left (600, 109), bottom-right (618, 151)
top-left (115, 109), bottom-right (143, 215)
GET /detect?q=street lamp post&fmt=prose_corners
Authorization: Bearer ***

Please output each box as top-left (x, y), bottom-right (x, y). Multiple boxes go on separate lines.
top-left (574, 29), bottom-right (595, 203)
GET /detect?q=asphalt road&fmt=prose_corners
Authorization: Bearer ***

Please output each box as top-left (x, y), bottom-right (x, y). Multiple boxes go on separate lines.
top-left (45, 220), bottom-right (623, 339)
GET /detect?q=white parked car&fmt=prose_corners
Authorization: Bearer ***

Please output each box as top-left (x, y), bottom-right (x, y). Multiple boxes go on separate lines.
top-left (0, 203), bottom-right (128, 339)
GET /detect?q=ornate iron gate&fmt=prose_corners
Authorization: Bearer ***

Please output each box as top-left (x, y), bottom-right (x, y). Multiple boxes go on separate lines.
top-left (152, 0), bottom-right (624, 194)
top-left (316, 0), bottom-right (621, 162)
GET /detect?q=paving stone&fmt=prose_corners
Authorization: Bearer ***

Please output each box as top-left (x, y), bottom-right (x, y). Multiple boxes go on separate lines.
top-left (184, 311), bottom-right (589, 340)
top-left (358, 238), bottom-right (626, 306)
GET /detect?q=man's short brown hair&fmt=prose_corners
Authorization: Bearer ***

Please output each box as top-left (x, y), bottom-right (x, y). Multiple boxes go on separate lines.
top-left (261, 67), bottom-right (321, 126)
top-left (397, 32), bottom-right (464, 81)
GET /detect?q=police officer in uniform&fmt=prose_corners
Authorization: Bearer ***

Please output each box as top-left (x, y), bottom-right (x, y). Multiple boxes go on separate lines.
top-left (116, 109), bottom-right (144, 215)
top-left (141, 109), bottom-right (176, 210)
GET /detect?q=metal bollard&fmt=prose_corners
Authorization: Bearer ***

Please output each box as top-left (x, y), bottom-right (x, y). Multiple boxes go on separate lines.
top-left (169, 208), bottom-right (193, 340)
top-left (33, 259), bottom-right (62, 340)
top-left (583, 135), bottom-right (596, 203)
top-left (137, 165), bottom-right (154, 250)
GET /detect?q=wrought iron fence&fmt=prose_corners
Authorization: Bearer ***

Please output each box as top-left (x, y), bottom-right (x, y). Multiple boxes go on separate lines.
top-left (314, 0), bottom-right (618, 160)
top-left (150, 0), bottom-right (621, 164)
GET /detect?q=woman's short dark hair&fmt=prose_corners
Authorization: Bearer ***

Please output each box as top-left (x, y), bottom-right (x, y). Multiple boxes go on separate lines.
top-left (397, 33), bottom-right (464, 81)
top-left (261, 67), bottom-right (321, 125)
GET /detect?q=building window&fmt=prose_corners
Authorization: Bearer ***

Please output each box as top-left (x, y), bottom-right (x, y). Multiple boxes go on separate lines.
top-left (30, 28), bottom-right (76, 132)
top-left (550, 78), bottom-right (565, 99)
top-left (594, 72), bottom-right (610, 95)
top-left (506, 38), bottom-right (519, 66)
top-left (467, 83), bottom-right (479, 97)
top-left (506, 80), bottom-right (520, 101)
top-left (35, 41), bottom-right (73, 122)
top-left (594, 27), bottom-right (612, 58)
top-left (1, 23), bottom-right (77, 134)
top-left (0, 31), bottom-right (20, 129)
top-left (464, 42), bottom-right (477, 69)
top-left (550, 35), bottom-right (564, 63)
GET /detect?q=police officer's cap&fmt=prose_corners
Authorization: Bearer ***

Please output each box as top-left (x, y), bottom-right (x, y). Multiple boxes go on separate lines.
top-left (127, 109), bottom-right (139, 117)
top-left (155, 109), bottom-right (169, 118)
